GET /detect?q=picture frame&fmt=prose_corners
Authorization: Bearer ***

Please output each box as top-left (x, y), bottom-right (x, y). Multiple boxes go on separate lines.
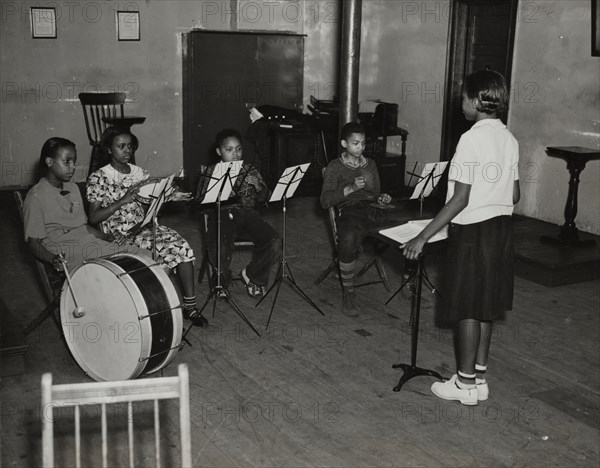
top-left (30, 7), bottom-right (57, 39)
top-left (117, 11), bottom-right (140, 41)
top-left (593, 0), bottom-right (600, 56)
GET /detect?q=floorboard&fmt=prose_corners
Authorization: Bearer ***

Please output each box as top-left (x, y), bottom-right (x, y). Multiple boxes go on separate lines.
top-left (0, 192), bottom-right (598, 467)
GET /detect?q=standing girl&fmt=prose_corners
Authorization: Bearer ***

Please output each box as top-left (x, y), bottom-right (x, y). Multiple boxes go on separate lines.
top-left (402, 70), bottom-right (520, 405)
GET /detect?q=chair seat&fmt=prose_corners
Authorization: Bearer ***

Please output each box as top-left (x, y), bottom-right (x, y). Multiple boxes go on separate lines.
top-left (102, 116), bottom-right (146, 127)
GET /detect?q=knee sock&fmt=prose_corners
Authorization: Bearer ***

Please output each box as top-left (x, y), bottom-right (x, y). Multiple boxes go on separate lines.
top-left (183, 295), bottom-right (197, 311)
top-left (339, 260), bottom-right (355, 293)
top-left (475, 363), bottom-right (487, 384)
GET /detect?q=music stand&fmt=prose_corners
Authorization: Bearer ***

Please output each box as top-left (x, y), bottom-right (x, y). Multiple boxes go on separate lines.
top-left (255, 163), bottom-right (325, 329)
top-left (137, 174), bottom-right (175, 261)
top-left (378, 222), bottom-right (448, 391)
top-left (183, 161), bottom-right (261, 339)
top-left (408, 162), bottom-right (448, 216)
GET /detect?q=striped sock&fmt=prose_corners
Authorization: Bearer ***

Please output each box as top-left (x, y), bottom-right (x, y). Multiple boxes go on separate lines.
top-left (339, 260), bottom-right (355, 293)
top-left (475, 363), bottom-right (487, 384)
top-left (183, 295), bottom-right (197, 311)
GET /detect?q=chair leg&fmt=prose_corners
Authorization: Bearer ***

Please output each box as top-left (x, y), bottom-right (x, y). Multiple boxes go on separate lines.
top-left (197, 255), bottom-right (210, 285)
top-left (314, 260), bottom-right (337, 285)
top-left (356, 256), bottom-right (376, 277)
top-left (374, 255), bottom-right (392, 292)
top-left (23, 300), bottom-right (59, 336)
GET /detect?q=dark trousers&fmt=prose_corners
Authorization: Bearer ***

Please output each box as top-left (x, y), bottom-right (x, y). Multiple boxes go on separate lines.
top-left (336, 202), bottom-right (387, 263)
top-left (207, 208), bottom-right (280, 286)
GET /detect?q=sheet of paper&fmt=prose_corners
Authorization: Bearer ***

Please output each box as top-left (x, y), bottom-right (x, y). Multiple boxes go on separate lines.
top-left (200, 160), bottom-right (244, 204)
top-left (269, 163), bottom-right (311, 202)
top-left (139, 174), bottom-right (175, 228)
top-left (410, 161), bottom-right (448, 200)
top-left (379, 219), bottom-right (448, 245)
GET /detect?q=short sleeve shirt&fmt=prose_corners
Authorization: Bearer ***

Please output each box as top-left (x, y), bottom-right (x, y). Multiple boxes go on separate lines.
top-left (23, 178), bottom-right (87, 240)
top-left (446, 119), bottom-right (519, 225)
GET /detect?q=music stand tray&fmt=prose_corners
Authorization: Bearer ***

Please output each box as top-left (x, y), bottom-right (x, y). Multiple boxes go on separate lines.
top-left (255, 163), bottom-right (325, 329)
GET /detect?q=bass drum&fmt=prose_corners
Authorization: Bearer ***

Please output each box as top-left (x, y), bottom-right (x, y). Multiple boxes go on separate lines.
top-left (60, 253), bottom-right (183, 381)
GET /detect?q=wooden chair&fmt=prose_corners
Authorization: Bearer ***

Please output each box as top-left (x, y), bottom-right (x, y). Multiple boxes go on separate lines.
top-left (314, 170), bottom-right (391, 292)
top-left (42, 363), bottom-right (192, 468)
top-left (13, 191), bottom-right (64, 335)
top-left (78, 92), bottom-right (140, 176)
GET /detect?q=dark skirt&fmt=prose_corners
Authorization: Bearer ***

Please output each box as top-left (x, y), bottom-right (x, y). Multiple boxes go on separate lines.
top-left (442, 215), bottom-right (514, 322)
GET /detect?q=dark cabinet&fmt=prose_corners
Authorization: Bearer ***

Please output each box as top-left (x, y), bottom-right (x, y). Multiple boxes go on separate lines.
top-left (182, 30), bottom-right (304, 189)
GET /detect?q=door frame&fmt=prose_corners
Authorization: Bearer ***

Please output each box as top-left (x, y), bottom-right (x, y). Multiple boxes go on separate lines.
top-left (439, 0), bottom-right (518, 161)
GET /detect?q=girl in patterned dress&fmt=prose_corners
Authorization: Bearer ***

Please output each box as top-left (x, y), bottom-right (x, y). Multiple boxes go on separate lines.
top-left (86, 127), bottom-right (208, 327)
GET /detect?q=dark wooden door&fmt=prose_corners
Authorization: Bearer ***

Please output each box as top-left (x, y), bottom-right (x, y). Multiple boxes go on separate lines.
top-left (440, 0), bottom-right (518, 161)
top-left (182, 31), bottom-right (304, 189)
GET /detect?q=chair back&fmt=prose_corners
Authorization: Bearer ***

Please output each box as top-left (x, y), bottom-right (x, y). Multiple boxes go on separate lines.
top-left (42, 363), bottom-right (192, 468)
top-left (78, 92), bottom-right (126, 147)
top-left (321, 168), bottom-right (339, 248)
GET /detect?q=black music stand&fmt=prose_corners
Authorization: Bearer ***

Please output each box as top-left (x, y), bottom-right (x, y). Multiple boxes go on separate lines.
top-left (136, 174), bottom-right (175, 261)
top-left (407, 162), bottom-right (448, 217)
top-left (183, 161), bottom-right (261, 339)
top-left (389, 254), bottom-right (445, 391)
top-left (378, 221), bottom-right (448, 391)
top-left (255, 164), bottom-right (325, 329)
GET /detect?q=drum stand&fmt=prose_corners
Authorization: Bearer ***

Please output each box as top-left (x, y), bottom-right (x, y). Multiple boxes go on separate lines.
top-left (388, 255), bottom-right (446, 392)
top-left (255, 167), bottom-right (324, 329)
top-left (183, 167), bottom-right (260, 340)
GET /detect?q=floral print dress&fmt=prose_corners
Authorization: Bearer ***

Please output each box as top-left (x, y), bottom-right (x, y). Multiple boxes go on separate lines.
top-left (87, 164), bottom-right (194, 270)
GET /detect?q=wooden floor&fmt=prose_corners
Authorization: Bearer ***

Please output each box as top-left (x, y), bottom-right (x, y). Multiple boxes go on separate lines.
top-left (1, 193), bottom-right (599, 467)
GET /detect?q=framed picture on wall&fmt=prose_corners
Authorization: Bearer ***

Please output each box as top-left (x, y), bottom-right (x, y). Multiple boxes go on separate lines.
top-left (31, 7), bottom-right (57, 39)
top-left (117, 11), bottom-right (140, 41)
top-left (593, 0), bottom-right (600, 56)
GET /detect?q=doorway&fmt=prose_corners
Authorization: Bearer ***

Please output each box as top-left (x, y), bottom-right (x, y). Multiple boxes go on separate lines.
top-left (440, 0), bottom-right (518, 161)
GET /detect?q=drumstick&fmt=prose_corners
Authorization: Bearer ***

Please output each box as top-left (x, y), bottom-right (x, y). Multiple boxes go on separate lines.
top-left (59, 253), bottom-right (85, 318)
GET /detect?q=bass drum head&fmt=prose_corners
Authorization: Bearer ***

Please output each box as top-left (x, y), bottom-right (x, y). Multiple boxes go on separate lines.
top-left (60, 253), bottom-right (182, 381)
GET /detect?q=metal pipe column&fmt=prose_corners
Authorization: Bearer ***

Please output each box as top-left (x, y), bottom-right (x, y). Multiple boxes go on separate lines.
top-left (339, 0), bottom-right (363, 132)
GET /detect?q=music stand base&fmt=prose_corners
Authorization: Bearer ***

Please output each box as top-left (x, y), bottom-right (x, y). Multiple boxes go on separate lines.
top-left (392, 363), bottom-right (445, 392)
top-left (183, 285), bottom-right (261, 341)
top-left (257, 263), bottom-right (324, 330)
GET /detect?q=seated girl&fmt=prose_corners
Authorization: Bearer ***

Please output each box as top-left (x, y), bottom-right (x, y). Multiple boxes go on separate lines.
top-left (196, 128), bottom-right (280, 297)
top-left (86, 126), bottom-right (208, 327)
top-left (24, 137), bottom-right (147, 272)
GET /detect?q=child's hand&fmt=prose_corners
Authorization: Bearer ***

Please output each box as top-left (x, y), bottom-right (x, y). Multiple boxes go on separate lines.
top-left (245, 174), bottom-right (260, 188)
top-left (121, 185), bottom-right (140, 204)
top-left (377, 193), bottom-right (392, 204)
top-left (351, 176), bottom-right (366, 192)
top-left (401, 235), bottom-right (426, 260)
top-left (52, 255), bottom-right (64, 272)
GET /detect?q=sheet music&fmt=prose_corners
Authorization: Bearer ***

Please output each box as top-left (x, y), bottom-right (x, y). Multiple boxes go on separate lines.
top-left (139, 174), bottom-right (175, 228)
top-left (379, 219), bottom-right (448, 245)
top-left (410, 161), bottom-right (448, 200)
top-left (200, 160), bottom-right (244, 204)
top-left (269, 163), bottom-right (310, 202)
